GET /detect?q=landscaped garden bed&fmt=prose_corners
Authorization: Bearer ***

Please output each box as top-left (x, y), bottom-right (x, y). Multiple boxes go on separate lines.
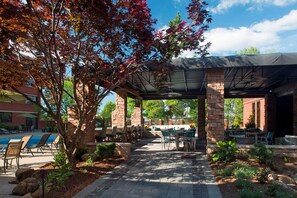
top-left (209, 140), bottom-right (297, 198)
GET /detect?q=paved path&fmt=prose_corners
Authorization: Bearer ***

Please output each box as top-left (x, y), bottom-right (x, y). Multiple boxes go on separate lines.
top-left (75, 138), bottom-right (222, 198)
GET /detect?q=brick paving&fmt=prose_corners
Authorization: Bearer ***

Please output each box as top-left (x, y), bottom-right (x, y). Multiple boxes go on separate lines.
top-left (74, 139), bottom-right (222, 198)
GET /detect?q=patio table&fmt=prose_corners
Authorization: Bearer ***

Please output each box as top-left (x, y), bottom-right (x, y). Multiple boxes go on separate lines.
top-left (175, 130), bottom-right (195, 151)
top-left (245, 131), bottom-right (267, 144)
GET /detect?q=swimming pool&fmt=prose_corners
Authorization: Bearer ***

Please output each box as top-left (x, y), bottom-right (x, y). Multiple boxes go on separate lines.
top-left (0, 134), bottom-right (57, 147)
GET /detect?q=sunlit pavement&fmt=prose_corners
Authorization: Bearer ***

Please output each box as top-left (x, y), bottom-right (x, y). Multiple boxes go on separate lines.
top-left (74, 138), bottom-right (222, 198)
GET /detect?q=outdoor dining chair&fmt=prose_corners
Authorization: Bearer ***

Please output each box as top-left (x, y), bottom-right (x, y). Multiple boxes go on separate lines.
top-left (258, 132), bottom-right (274, 145)
top-left (161, 130), bottom-right (174, 150)
top-left (183, 131), bottom-right (196, 152)
top-left (27, 133), bottom-right (51, 156)
top-left (1, 141), bottom-right (23, 173)
top-left (106, 126), bottom-right (117, 142)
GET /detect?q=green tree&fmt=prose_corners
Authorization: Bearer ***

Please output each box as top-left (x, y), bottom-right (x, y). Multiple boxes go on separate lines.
top-left (165, 100), bottom-right (186, 118)
top-left (127, 97), bottom-right (135, 118)
top-left (224, 98), bottom-right (243, 128)
top-left (188, 99), bottom-right (198, 122)
top-left (143, 100), bottom-right (165, 120)
top-left (238, 47), bottom-right (260, 55)
top-left (100, 101), bottom-right (116, 120)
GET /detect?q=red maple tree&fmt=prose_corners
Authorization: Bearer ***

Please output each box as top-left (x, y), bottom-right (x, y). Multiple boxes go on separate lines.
top-left (0, 0), bottom-right (211, 166)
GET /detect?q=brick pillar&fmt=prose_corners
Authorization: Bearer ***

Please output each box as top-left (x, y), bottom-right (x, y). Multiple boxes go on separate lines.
top-left (131, 97), bottom-right (143, 127)
top-left (293, 86), bottom-right (297, 135)
top-left (206, 69), bottom-right (225, 145)
top-left (265, 94), bottom-right (276, 132)
top-left (112, 90), bottom-right (127, 129)
top-left (198, 96), bottom-right (206, 140)
top-left (169, 119), bottom-right (173, 125)
top-left (148, 119), bottom-right (152, 127)
top-left (158, 119), bottom-right (163, 125)
top-left (179, 119), bottom-right (183, 125)
top-left (67, 82), bottom-right (96, 144)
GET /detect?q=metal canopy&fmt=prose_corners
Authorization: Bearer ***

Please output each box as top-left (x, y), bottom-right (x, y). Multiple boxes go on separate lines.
top-left (122, 53), bottom-right (297, 100)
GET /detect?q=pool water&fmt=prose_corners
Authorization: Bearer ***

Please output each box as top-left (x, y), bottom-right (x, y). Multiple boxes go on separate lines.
top-left (0, 134), bottom-right (56, 147)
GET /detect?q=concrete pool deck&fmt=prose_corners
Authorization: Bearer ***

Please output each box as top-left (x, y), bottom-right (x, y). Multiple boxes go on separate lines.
top-left (0, 133), bottom-right (55, 198)
top-left (0, 151), bottom-right (54, 197)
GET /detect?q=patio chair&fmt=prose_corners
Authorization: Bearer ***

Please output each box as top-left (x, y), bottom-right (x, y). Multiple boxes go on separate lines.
top-left (15, 135), bottom-right (32, 157)
top-left (1, 141), bottom-right (23, 173)
top-left (106, 126), bottom-right (117, 142)
top-left (161, 130), bottom-right (174, 150)
top-left (50, 135), bottom-right (61, 152)
top-left (258, 132), bottom-right (274, 145)
top-left (27, 133), bottom-right (51, 156)
top-left (183, 131), bottom-right (196, 152)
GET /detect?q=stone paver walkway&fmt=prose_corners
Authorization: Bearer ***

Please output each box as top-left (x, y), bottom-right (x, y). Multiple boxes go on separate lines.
top-left (74, 138), bottom-right (222, 198)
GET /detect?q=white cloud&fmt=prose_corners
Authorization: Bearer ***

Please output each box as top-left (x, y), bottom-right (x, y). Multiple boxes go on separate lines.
top-left (204, 9), bottom-right (297, 55)
top-left (210, 0), bottom-right (297, 13)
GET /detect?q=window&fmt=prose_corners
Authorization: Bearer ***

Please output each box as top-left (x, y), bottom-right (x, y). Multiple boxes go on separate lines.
top-left (0, 112), bottom-right (12, 122)
top-left (25, 96), bottom-right (37, 104)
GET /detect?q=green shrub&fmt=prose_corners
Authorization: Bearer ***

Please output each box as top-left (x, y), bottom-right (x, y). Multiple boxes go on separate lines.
top-left (240, 188), bottom-right (264, 198)
top-left (211, 140), bottom-right (239, 163)
top-left (234, 169), bottom-right (256, 180)
top-left (233, 164), bottom-right (257, 180)
top-left (236, 178), bottom-right (254, 189)
top-left (47, 170), bottom-right (73, 187)
top-left (245, 114), bottom-right (256, 129)
top-left (266, 182), bottom-right (280, 196)
top-left (86, 157), bottom-right (93, 166)
top-left (248, 143), bottom-right (273, 164)
top-left (52, 151), bottom-right (67, 168)
top-left (216, 168), bottom-right (233, 177)
top-left (95, 143), bottom-right (116, 158)
top-left (283, 155), bottom-right (293, 163)
top-left (75, 147), bottom-right (88, 161)
top-left (256, 168), bottom-right (270, 183)
top-left (275, 191), bottom-right (295, 198)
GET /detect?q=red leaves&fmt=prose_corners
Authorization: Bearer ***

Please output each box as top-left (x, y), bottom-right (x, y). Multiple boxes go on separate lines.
top-left (153, 0), bottom-right (211, 60)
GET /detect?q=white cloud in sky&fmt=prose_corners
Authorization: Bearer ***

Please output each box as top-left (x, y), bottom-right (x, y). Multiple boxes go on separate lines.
top-left (210, 0), bottom-right (297, 13)
top-left (205, 9), bottom-right (297, 55)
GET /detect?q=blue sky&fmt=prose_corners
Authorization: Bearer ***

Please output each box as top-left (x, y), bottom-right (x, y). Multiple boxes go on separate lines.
top-left (148, 0), bottom-right (297, 56)
top-left (99, 0), bottom-right (297, 109)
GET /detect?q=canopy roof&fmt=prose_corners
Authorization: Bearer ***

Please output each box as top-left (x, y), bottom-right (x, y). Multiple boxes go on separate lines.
top-left (122, 53), bottom-right (297, 99)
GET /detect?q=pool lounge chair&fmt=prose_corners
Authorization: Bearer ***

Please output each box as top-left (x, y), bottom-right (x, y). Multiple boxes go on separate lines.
top-left (18, 135), bottom-right (33, 157)
top-left (1, 141), bottom-right (23, 173)
top-left (27, 133), bottom-right (51, 156)
top-left (49, 135), bottom-right (61, 152)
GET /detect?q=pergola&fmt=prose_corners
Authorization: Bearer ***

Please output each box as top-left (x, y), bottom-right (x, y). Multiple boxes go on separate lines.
top-left (110, 53), bottom-right (297, 147)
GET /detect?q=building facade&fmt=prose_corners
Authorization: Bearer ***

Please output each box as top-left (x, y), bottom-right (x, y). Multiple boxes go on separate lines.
top-left (243, 98), bottom-right (266, 130)
top-left (0, 86), bottom-right (41, 130)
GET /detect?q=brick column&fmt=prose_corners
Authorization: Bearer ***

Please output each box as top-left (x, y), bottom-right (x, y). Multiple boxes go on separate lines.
top-left (112, 89), bottom-right (127, 129)
top-left (206, 69), bottom-right (225, 145)
top-left (67, 82), bottom-right (96, 144)
top-left (158, 119), bottom-right (163, 125)
top-left (198, 96), bottom-right (206, 140)
top-left (265, 94), bottom-right (276, 132)
top-left (131, 97), bottom-right (143, 127)
top-left (293, 85), bottom-right (297, 135)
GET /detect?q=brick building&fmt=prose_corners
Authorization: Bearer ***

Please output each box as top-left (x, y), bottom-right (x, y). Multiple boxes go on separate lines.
top-left (0, 86), bottom-right (42, 130)
top-left (243, 98), bottom-right (266, 130)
